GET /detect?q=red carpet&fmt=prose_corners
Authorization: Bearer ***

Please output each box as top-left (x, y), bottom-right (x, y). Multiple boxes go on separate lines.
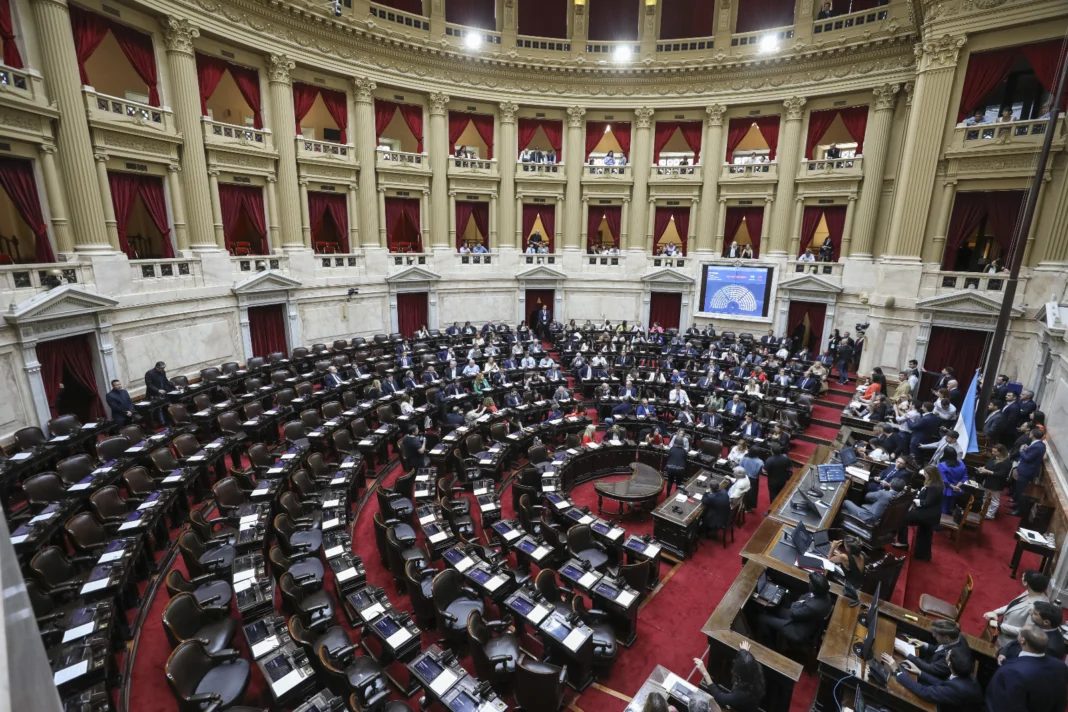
top-left (801, 423), bottom-right (840, 444)
top-left (810, 404), bottom-right (843, 425)
top-left (817, 392), bottom-right (854, 406)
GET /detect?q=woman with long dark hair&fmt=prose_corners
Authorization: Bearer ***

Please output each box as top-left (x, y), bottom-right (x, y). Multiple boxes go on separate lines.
top-left (894, 465), bottom-right (944, 561)
top-left (693, 641), bottom-right (765, 712)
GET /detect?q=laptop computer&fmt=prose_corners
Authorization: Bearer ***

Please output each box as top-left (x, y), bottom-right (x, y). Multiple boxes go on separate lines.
top-left (755, 570), bottom-right (784, 605)
top-left (792, 522), bottom-right (832, 557)
top-left (839, 446), bottom-right (858, 467)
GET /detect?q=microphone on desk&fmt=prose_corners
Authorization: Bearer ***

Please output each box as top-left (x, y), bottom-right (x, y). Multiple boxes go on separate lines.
top-left (843, 583), bottom-right (861, 608)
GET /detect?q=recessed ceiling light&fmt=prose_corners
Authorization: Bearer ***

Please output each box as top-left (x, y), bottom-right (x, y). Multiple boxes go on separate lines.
top-left (465, 33), bottom-right (482, 50)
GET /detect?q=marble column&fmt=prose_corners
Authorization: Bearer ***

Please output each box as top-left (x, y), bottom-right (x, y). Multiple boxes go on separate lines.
top-left (763, 197), bottom-right (776, 255)
top-left (30, 0), bottom-right (110, 252)
top-left (927, 179), bottom-right (957, 266)
top-left (489, 194), bottom-right (498, 249)
top-left (420, 188), bottom-right (431, 249)
top-left (645, 197), bottom-right (656, 252)
top-left (620, 198), bottom-right (630, 250)
top-left (848, 83), bottom-right (898, 259)
top-left (498, 102), bottom-right (518, 249)
top-left (428, 92), bottom-right (451, 250)
top-left (298, 179), bottom-right (312, 248)
top-left (448, 192), bottom-right (458, 248)
top-left (377, 188), bottom-right (388, 248)
top-left (347, 183), bottom-right (359, 250)
top-left (696, 105), bottom-right (726, 253)
top-left (579, 196), bottom-right (590, 249)
top-left (267, 54), bottom-right (306, 249)
top-left (93, 154), bottom-right (120, 251)
top-left (840, 195), bottom-right (857, 258)
top-left (166, 163), bottom-right (189, 251)
top-left (1021, 177), bottom-right (1049, 266)
top-left (353, 78), bottom-right (382, 247)
top-left (563, 106), bottom-right (586, 251)
top-left (628, 107), bottom-right (656, 253)
top-left (713, 197), bottom-right (728, 255)
top-left (265, 176), bottom-right (281, 251)
top-left (163, 18), bottom-right (220, 250)
top-left (768, 96), bottom-right (807, 256)
top-left (514, 194), bottom-right (523, 247)
top-left (884, 35), bottom-right (966, 261)
top-left (38, 144), bottom-right (73, 254)
top-left (1038, 174), bottom-right (1068, 264)
top-left (207, 170), bottom-right (225, 247)
top-left (687, 199), bottom-right (699, 255)
top-left (787, 197), bottom-right (802, 258)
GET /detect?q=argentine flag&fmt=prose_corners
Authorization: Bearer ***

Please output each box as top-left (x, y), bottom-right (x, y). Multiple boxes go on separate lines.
top-left (953, 369), bottom-right (981, 454)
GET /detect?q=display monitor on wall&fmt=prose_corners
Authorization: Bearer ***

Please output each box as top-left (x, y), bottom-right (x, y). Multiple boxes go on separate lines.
top-left (698, 264), bottom-right (775, 320)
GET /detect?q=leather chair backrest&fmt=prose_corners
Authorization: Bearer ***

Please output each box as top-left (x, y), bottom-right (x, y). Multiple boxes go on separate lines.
top-left (516, 659), bottom-right (565, 711)
top-left (165, 570), bottom-right (195, 597)
top-left (332, 340), bottom-right (348, 352)
top-left (313, 344), bottom-right (328, 353)
top-left (165, 640), bottom-right (215, 700)
top-left (306, 453), bottom-right (330, 478)
top-left (567, 524), bottom-right (594, 553)
top-left (119, 424), bottom-right (146, 443)
top-left (389, 333), bottom-right (403, 341)
top-left (332, 429), bottom-right (354, 453)
top-left (564, 433), bottom-right (581, 449)
top-left (273, 513), bottom-right (297, 541)
top-left (351, 337), bottom-right (366, 347)
top-left (373, 334), bottom-right (388, 344)
top-left (90, 486), bottom-right (126, 519)
top-left (56, 454), bottom-right (93, 485)
top-left (296, 382), bottom-right (314, 397)
top-left (376, 405), bottom-right (394, 423)
top-left (14, 426), bottom-right (46, 450)
top-left (292, 470), bottom-right (318, 497)
top-left (300, 409), bottom-right (321, 429)
top-left (213, 477), bottom-right (246, 509)
top-left (535, 569), bottom-right (564, 606)
top-left (701, 439), bottom-right (722, 457)
top-left (278, 572), bottom-right (303, 607)
top-left (30, 546), bottom-right (75, 588)
top-left (372, 512), bottom-right (390, 565)
top-left (123, 466), bottom-right (155, 495)
top-left (267, 545), bottom-right (290, 577)
top-left (287, 615), bottom-right (313, 651)
top-left (619, 559), bottom-right (652, 593)
top-left (489, 423), bottom-right (508, 442)
top-left (48, 415), bottom-right (81, 436)
top-left (284, 421), bottom-right (307, 442)
top-left (200, 368), bottom-right (219, 383)
top-left (314, 360), bottom-right (331, 375)
top-left (247, 357), bottom-right (266, 370)
top-left (168, 404), bottom-right (192, 425)
top-left (173, 434), bottom-right (201, 458)
top-left (193, 394), bottom-right (212, 412)
top-left (163, 592), bottom-right (204, 645)
top-left (221, 362), bottom-right (239, 375)
top-left (375, 487), bottom-right (394, 516)
top-left (171, 375), bottom-right (190, 388)
top-left (275, 389), bottom-right (296, 407)
top-left (151, 447), bottom-right (180, 474)
top-left (187, 509), bottom-right (217, 542)
top-left (351, 418), bottom-right (370, 437)
top-left (322, 401), bottom-right (342, 419)
top-left (527, 445), bottom-right (547, 465)
top-left (241, 402), bottom-right (263, 422)
top-left (292, 347), bottom-right (309, 359)
top-left (25, 580), bottom-right (55, 616)
top-left (177, 530), bottom-right (206, 563)
top-left (66, 512), bottom-right (107, 551)
top-left (218, 411), bottom-right (242, 433)
top-left (271, 370), bottom-right (289, 386)
top-left (23, 473), bottom-right (65, 505)
top-left (465, 434), bottom-right (485, 456)
top-left (279, 492), bottom-right (306, 519)
top-left (97, 435), bottom-right (131, 463)
top-left (247, 443), bottom-right (271, 469)
top-left (342, 391), bottom-right (358, 409)
top-left (394, 471), bottom-right (415, 499)
top-left (431, 569), bottom-right (463, 608)
top-left (244, 378), bottom-right (263, 393)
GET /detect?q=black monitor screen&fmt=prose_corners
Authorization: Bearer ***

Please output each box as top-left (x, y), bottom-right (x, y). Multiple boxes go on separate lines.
top-left (509, 596), bottom-right (534, 616)
top-left (449, 692), bottom-right (478, 712)
top-left (413, 657), bottom-right (444, 682)
top-left (373, 617), bottom-right (401, 639)
top-left (840, 446), bottom-right (858, 466)
top-left (792, 522), bottom-right (812, 553)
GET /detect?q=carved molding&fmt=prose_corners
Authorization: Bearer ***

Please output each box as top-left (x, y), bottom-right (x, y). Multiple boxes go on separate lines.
top-left (353, 77), bottom-right (377, 103)
top-left (163, 17), bottom-right (199, 54)
top-left (915, 34), bottom-right (967, 72)
top-left (635, 107), bottom-right (655, 129)
top-left (706, 104), bottom-right (727, 127)
top-left (872, 82), bottom-right (900, 111)
top-left (783, 96), bottom-right (807, 120)
top-left (499, 101), bottom-right (519, 124)
top-left (567, 106), bottom-right (586, 129)
top-left (428, 92), bottom-right (450, 116)
top-left (268, 53), bottom-right (295, 84)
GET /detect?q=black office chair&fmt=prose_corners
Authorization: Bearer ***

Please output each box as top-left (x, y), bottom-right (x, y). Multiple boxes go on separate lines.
top-left (288, 616), bottom-right (351, 674)
top-left (164, 639), bottom-right (251, 712)
top-left (318, 646), bottom-right (390, 710)
top-left (571, 596), bottom-right (618, 675)
top-left (534, 569), bottom-right (572, 616)
top-left (376, 483), bottom-right (414, 522)
top-left (385, 527), bottom-right (428, 593)
top-left (467, 610), bottom-right (520, 690)
top-left (279, 572), bottom-right (336, 634)
top-left (515, 656), bottom-right (568, 712)
top-left (404, 560), bottom-right (439, 629)
top-left (567, 524), bottom-right (611, 571)
top-left (162, 592), bottom-right (237, 653)
top-left (177, 530), bottom-right (236, 578)
top-left (164, 569), bottom-right (233, 613)
top-left (268, 544), bottom-right (325, 591)
top-left (432, 569), bottom-right (484, 645)
top-left (273, 513), bottom-right (323, 558)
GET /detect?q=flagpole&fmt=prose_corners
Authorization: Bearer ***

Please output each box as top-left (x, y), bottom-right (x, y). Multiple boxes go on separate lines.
top-left (976, 46), bottom-right (1068, 418)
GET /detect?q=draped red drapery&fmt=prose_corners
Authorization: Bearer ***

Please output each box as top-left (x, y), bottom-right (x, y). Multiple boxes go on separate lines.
top-left (0, 0), bottom-right (23, 68)
top-left (787, 301), bottom-right (827, 357)
top-left (798, 206), bottom-right (846, 260)
top-left (649, 292), bottom-right (682, 331)
top-left (735, 0), bottom-right (795, 33)
top-left (602, 206), bottom-right (622, 249)
top-left (584, 121), bottom-right (631, 162)
top-left (195, 53), bottom-right (261, 127)
top-left (385, 197), bottom-right (421, 252)
top-left (957, 40), bottom-right (1068, 120)
top-left (248, 304), bottom-right (288, 358)
top-left (69, 5), bottom-right (109, 85)
top-left (941, 191), bottom-right (1026, 269)
top-left (659, 0), bottom-right (715, 40)
top-left (517, 118), bottom-right (563, 160)
top-left (471, 202), bottom-right (489, 246)
top-left (517, 0), bottom-right (567, 38)
top-left (219, 184), bottom-right (268, 254)
top-left (1023, 40), bottom-right (1068, 110)
top-left (293, 83), bottom-right (348, 143)
top-left (722, 207), bottom-right (764, 257)
top-left (455, 200), bottom-right (475, 250)
top-left (71, 5), bottom-right (164, 105)
top-left (674, 208), bottom-right (690, 256)
top-left (445, 0), bottom-right (495, 29)
top-left (982, 191), bottom-right (1026, 260)
top-left (804, 106), bottom-right (869, 158)
top-left (0, 156), bottom-right (53, 263)
top-left (375, 100), bottom-right (424, 152)
top-left (37, 334), bottom-right (105, 419)
top-left (107, 172), bottom-right (173, 259)
top-left (725, 116), bottom-right (780, 162)
top-left (448, 112), bottom-right (494, 159)
top-left (942, 193), bottom-right (986, 270)
top-left (798, 206), bottom-right (827, 258)
top-left (588, 0), bottom-right (640, 41)
top-left (653, 121), bottom-right (703, 164)
top-left (308, 191), bottom-right (349, 253)
top-left (922, 327), bottom-right (988, 398)
top-left (653, 207), bottom-right (688, 255)
top-left (522, 203), bottom-right (555, 251)
top-left (397, 292), bottom-right (428, 339)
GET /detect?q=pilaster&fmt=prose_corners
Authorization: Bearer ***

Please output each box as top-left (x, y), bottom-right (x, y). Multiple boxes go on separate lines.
top-left (848, 83), bottom-right (898, 260)
top-left (353, 78), bottom-right (382, 248)
top-left (563, 106), bottom-right (585, 251)
top-left (428, 92), bottom-right (450, 250)
top-left (166, 163), bottom-right (189, 252)
top-left (93, 153), bottom-right (120, 251)
top-left (267, 54), bottom-right (306, 249)
top-left (768, 96), bottom-right (806, 256)
top-left (38, 144), bottom-right (72, 255)
top-left (628, 107), bottom-right (655, 253)
top-left (695, 105), bottom-right (726, 254)
top-left (498, 101), bottom-right (518, 249)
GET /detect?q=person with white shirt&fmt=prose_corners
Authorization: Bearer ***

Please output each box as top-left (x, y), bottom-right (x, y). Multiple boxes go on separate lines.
top-left (462, 359), bottom-right (481, 377)
top-left (669, 384), bottom-right (690, 407)
top-left (483, 357), bottom-right (499, 374)
top-left (728, 466), bottom-right (751, 503)
top-left (919, 429), bottom-right (964, 466)
top-left (520, 354), bottom-right (536, 369)
top-left (538, 355), bottom-right (555, 368)
top-left (933, 397), bottom-right (957, 422)
top-left (728, 440), bottom-right (749, 465)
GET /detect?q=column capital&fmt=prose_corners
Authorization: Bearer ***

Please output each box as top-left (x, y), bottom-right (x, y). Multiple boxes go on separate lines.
top-left (40, 143), bottom-right (57, 154)
top-left (378, 186), bottom-right (387, 193)
top-left (903, 80), bottom-right (915, 106)
top-left (93, 152), bottom-right (109, 163)
top-left (352, 78), bottom-right (377, 103)
top-left (163, 17), bottom-right (200, 55)
top-left (634, 107), bottom-right (655, 129)
top-left (690, 197), bottom-right (700, 205)
top-left (783, 96), bottom-right (807, 121)
top-left (208, 169), bottom-right (221, 177)
top-left (448, 190), bottom-right (457, 197)
top-left (428, 92), bottom-right (450, 116)
top-left (915, 33), bottom-right (966, 72)
top-left (421, 188), bottom-right (431, 196)
top-left (499, 101), bottom-right (519, 123)
top-left (872, 83), bottom-right (900, 111)
top-left (267, 54), bottom-right (295, 84)
top-left (30, 0), bottom-right (69, 8)
top-left (298, 177), bottom-right (310, 186)
top-left (718, 196), bottom-right (728, 204)
top-left (566, 106), bottom-right (586, 128)
top-left (348, 182), bottom-right (359, 193)
top-left (168, 162), bottom-right (181, 173)
top-left (705, 104), bottom-right (727, 127)
top-left (622, 197), bottom-right (631, 203)
top-left (490, 192), bottom-right (498, 200)
top-left (267, 175), bottom-right (277, 183)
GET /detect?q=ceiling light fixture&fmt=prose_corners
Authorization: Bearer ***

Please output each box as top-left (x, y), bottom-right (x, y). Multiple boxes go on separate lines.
top-left (613, 45), bottom-right (633, 62)
top-left (465, 33), bottom-right (482, 50)
top-left (759, 35), bottom-right (779, 54)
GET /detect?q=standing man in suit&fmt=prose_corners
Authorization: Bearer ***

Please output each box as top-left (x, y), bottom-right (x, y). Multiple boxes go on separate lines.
top-left (991, 374), bottom-right (1012, 407)
top-left (983, 400), bottom-right (1009, 447)
top-left (985, 626), bottom-right (1068, 712)
top-left (836, 339), bottom-right (854, 385)
top-left (1011, 430), bottom-right (1047, 515)
top-left (701, 480), bottom-right (731, 538)
top-left (892, 646), bottom-right (983, 712)
top-left (106, 380), bottom-right (135, 426)
top-left (535, 304), bottom-right (551, 341)
top-left (764, 443), bottom-right (792, 505)
top-left (998, 602), bottom-right (1065, 662)
top-left (144, 361), bottom-right (174, 425)
top-left (909, 402), bottom-right (942, 457)
top-left (985, 571), bottom-right (1051, 647)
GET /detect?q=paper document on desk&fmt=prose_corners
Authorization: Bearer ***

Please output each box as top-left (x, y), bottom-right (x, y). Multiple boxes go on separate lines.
top-left (1019, 528), bottom-right (1049, 544)
top-left (894, 638), bottom-right (917, 658)
top-left (802, 553), bottom-right (843, 575)
top-left (846, 466), bottom-right (870, 481)
top-left (578, 572), bottom-right (599, 588)
top-left (429, 669), bottom-right (459, 696)
top-left (251, 635), bottom-right (280, 659)
top-left (563, 628), bottom-right (587, 651)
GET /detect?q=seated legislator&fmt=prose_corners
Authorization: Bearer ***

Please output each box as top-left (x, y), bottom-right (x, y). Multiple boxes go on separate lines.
top-left (842, 477), bottom-right (906, 524)
top-left (693, 641), bottom-right (765, 712)
top-left (892, 646), bottom-right (983, 712)
top-left (985, 626), bottom-right (1068, 712)
top-left (700, 480), bottom-right (731, 538)
top-left (754, 572), bottom-right (833, 647)
top-left (997, 602), bottom-right (1065, 662)
top-left (826, 535), bottom-right (866, 589)
top-left (889, 620), bottom-right (971, 680)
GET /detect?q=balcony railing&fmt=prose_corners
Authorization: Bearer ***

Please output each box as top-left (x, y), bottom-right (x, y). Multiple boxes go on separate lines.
top-left (730, 26), bottom-right (794, 51)
top-left (656, 36), bottom-right (715, 53)
top-left (130, 258), bottom-right (200, 286)
top-left (390, 253), bottom-right (431, 269)
top-left (652, 164), bottom-right (700, 179)
top-left (812, 6), bottom-right (890, 35)
top-left (85, 89), bottom-right (171, 131)
top-left (801, 156), bottom-right (863, 176)
top-left (457, 253), bottom-right (496, 266)
top-left (0, 63), bottom-right (38, 101)
top-left (787, 260), bottom-right (844, 278)
top-left (516, 35), bottom-right (571, 53)
top-left (445, 24), bottom-right (502, 47)
top-left (950, 117), bottom-right (1065, 152)
top-left (585, 41), bottom-right (640, 57)
top-left (231, 255), bottom-right (285, 274)
top-left (204, 118), bottom-right (270, 148)
top-left (584, 164), bottom-right (631, 178)
top-left (651, 256), bottom-right (686, 268)
top-left (523, 254), bottom-right (558, 266)
top-left (369, 2), bottom-right (429, 31)
top-left (0, 262), bottom-right (93, 294)
top-left (921, 269), bottom-right (1027, 296)
top-left (721, 162), bottom-right (778, 180)
top-left (586, 254), bottom-right (624, 267)
top-left (316, 254), bottom-right (361, 270)
top-left (297, 137), bottom-right (355, 161)
top-left (449, 157), bottom-right (497, 175)
top-left (518, 161), bottom-right (563, 177)
top-left (377, 148), bottom-right (428, 169)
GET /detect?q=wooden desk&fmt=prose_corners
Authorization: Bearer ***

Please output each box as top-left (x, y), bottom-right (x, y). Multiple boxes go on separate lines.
top-left (816, 597), bottom-right (936, 712)
top-left (701, 561), bottom-right (803, 712)
top-left (767, 444), bottom-right (849, 530)
top-left (624, 664), bottom-right (721, 712)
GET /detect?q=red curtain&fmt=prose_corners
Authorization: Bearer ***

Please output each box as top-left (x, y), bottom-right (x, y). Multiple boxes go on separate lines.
top-left (674, 208), bottom-right (690, 256)
top-left (377, 0), bottom-right (423, 13)
top-left (603, 206), bottom-right (622, 248)
top-left (319, 88), bottom-right (349, 143)
top-left (109, 22), bottom-right (160, 106)
top-left (822, 206), bottom-right (847, 261)
top-left (660, 0), bottom-right (715, 40)
top-left (449, 112), bottom-right (470, 151)
top-left (293, 82), bottom-right (321, 135)
top-left (942, 193), bottom-right (988, 269)
top-left (585, 121), bottom-right (607, 162)
top-left (68, 5), bottom-right (109, 87)
top-left (649, 292), bottom-right (682, 331)
top-left (725, 118), bottom-right (753, 163)
top-left (195, 52), bottom-right (227, 116)
top-left (797, 206), bottom-right (825, 257)
top-left (679, 122), bottom-right (703, 163)
top-left (108, 172), bottom-right (173, 259)
top-left (219, 184), bottom-right (268, 254)
top-left (523, 203), bottom-right (554, 251)
top-left (0, 156), bottom-right (53, 262)
top-left (38, 334), bottom-right (105, 419)
top-left (804, 109), bottom-right (840, 160)
top-left (248, 304), bottom-right (288, 358)
top-left (588, 0), bottom-right (640, 41)
top-left (449, 112), bottom-right (494, 159)
top-left (956, 47), bottom-right (1019, 122)
top-left (653, 123), bottom-right (677, 165)
top-left (653, 121), bottom-right (704, 164)
top-left (518, 119), bottom-right (564, 159)
top-left (744, 208), bottom-right (764, 257)
top-left (653, 207), bottom-right (674, 253)
top-left (722, 207), bottom-right (745, 255)
top-left (983, 191), bottom-right (1026, 261)
top-left (805, 107), bottom-right (869, 158)
top-left (375, 99), bottom-right (398, 138)
top-left (455, 200), bottom-right (475, 250)
top-left (0, 0), bottom-right (23, 68)
top-left (385, 197), bottom-right (421, 252)
top-left (736, 0), bottom-right (795, 33)
top-left (1023, 40), bottom-right (1068, 111)
top-left (376, 100), bottom-right (423, 152)
top-left (518, 0), bottom-right (568, 38)
top-left (471, 202), bottom-right (489, 246)
top-left (397, 292), bottom-right (428, 339)
top-left (922, 327), bottom-right (988, 398)
top-left (612, 122), bottom-right (632, 157)
top-left (756, 116), bottom-right (780, 160)
top-left (445, 0), bottom-right (495, 29)
top-left (839, 106), bottom-right (868, 154)
top-left (228, 63), bottom-right (262, 129)
top-left (728, 116), bottom-right (781, 162)
top-left (518, 119), bottom-right (540, 156)
top-left (587, 208), bottom-right (604, 250)
top-left (787, 301), bottom-right (826, 356)
top-left (309, 191), bottom-right (349, 253)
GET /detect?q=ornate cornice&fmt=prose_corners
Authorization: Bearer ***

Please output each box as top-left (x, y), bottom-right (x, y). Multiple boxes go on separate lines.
top-left (706, 104), bottom-right (727, 127)
top-left (268, 53), bottom-right (295, 84)
top-left (783, 96), bottom-right (807, 120)
top-left (428, 92), bottom-right (449, 116)
top-left (566, 107), bottom-right (586, 129)
top-left (499, 101), bottom-right (519, 124)
top-left (915, 33), bottom-right (966, 72)
top-left (872, 83), bottom-right (900, 111)
top-left (635, 108), bottom-right (655, 129)
top-left (163, 16), bottom-right (199, 54)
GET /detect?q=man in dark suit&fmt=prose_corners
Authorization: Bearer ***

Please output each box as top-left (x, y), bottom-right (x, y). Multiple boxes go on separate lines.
top-left (991, 374), bottom-right (1011, 407)
top-left (726, 395), bottom-right (746, 418)
top-left (764, 443), bottom-right (792, 504)
top-left (504, 390), bottom-right (522, 408)
top-left (106, 380), bottom-right (135, 426)
top-left (701, 409), bottom-right (724, 430)
top-left (869, 456), bottom-right (910, 492)
top-left (909, 402), bottom-right (942, 457)
top-left (324, 366), bottom-right (344, 389)
top-left (890, 620), bottom-right (970, 680)
top-left (755, 572), bottom-right (834, 647)
top-left (700, 480), bottom-right (731, 537)
top-left (1012, 429), bottom-right (1047, 515)
top-left (422, 366), bottom-right (440, 384)
top-left (946, 379), bottom-right (963, 412)
top-left (893, 646), bottom-right (983, 712)
top-left (144, 361), bottom-right (174, 399)
top-left (986, 626), bottom-right (1068, 712)
top-left (740, 415), bottom-right (762, 439)
top-left (444, 379), bottom-right (463, 397)
top-left (380, 376), bottom-right (399, 395)
top-left (535, 305), bottom-right (551, 340)
top-left (983, 401), bottom-right (1009, 447)
top-left (445, 407), bottom-right (465, 426)
top-left (445, 322), bottom-right (460, 336)
top-left (998, 602), bottom-right (1065, 662)
top-left (842, 477), bottom-right (905, 524)
top-left (797, 373), bottom-right (820, 394)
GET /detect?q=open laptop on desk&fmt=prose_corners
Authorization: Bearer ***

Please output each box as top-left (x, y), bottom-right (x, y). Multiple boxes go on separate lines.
top-left (791, 521), bottom-right (832, 558)
top-left (754, 570), bottom-right (784, 605)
